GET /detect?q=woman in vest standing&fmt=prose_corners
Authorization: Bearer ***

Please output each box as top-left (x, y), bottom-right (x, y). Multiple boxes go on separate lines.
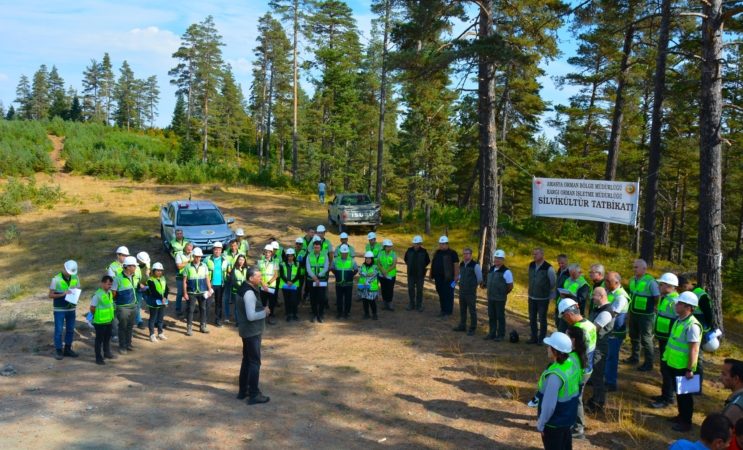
top-left (229, 255), bottom-right (249, 324)
top-left (49, 260), bottom-right (80, 360)
top-left (359, 251), bottom-right (380, 320)
top-left (236, 267), bottom-right (270, 405)
top-left (146, 262), bottom-right (169, 342)
top-left (89, 275), bottom-right (114, 365)
top-left (378, 240), bottom-right (397, 311)
top-left (280, 248), bottom-right (301, 322)
top-left (537, 331), bottom-right (582, 450)
top-left (306, 238), bottom-right (329, 323)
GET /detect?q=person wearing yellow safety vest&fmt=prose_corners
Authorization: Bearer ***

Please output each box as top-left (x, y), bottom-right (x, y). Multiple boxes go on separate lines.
top-left (378, 239), bottom-right (397, 311)
top-left (625, 258), bottom-right (661, 370)
top-left (235, 228), bottom-right (250, 256)
top-left (90, 275), bottom-right (115, 365)
top-left (333, 244), bottom-right (359, 319)
top-left (536, 331), bottom-right (582, 450)
top-left (335, 232), bottom-right (355, 259)
top-left (270, 239), bottom-right (283, 263)
top-left (174, 242), bottom-right (194, 317)
top-left (559, 297), bottom-right (597, 440)
top-left (206, 242), bottom-right (229, 327)
top-left (107, 246), bottom-right (129, 278)
top-left (563, 264), bottom-right (590, 318)
top-left (146, 262), bottom-right (169, 342)
top-left (651, 272), bottom-right (681, 408)
top-left (661, 291), bottom-right (703, 432)
top-left (134, 251), bottom-right (151, 330)
top-left (183, 247), bottom-right (213, 335)
top-left (299, 234), bottom-right (313, 302)
top-left (365, 232), bottom-right (382, 259)
top-left (229, 255), bottom-right (249, 324)
top-left (49, 260), bottom-right (81, 360)
top-left (301, 227), bottom-right (316, 253)
top-left (223, 239), bottom-right (241, 321)
top-left (587, 264), bottom-right (606, 316)
top-left (306, 238), bottom-right (329, 323)
top-left (315, 225), bottom-right (334, 262)
top-left (258, 245), bottom-right (280, 325)
top-left (280, 248), bottom-right (302, 321)
top-left (680, 277), bottom-right (714, 390)
top-left (604, 271), bottom-right (630, 392)
top-left (359, 251), bottom-right (380, 320)
top-left (294, 237), bottom-right (307, 295)
top-left (170, 228), bottom-right (188, 259)
top-left (113, 256), bottom-right (139, 354)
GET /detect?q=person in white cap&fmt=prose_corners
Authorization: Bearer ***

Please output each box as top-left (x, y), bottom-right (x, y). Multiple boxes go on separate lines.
top-left (223, 240), bottom-right (242, 322)
top-left (175, 242), bottom-right (194, 317)
top-left (258, 244), bottom-right (280, 325)
top-left (484, 249), bottom-right (513, 341)
top-left (333, 244), bottom-right (358, 319)
top-left (651, 272), bottom-right (681, 408)
top-left (365, 232), bottom-right (382, 258)
top-left (270, 239), bottom-right (283, 263)
top-left (49, 260), bottom-right (81, 360)
top-left (404, 235), bottom-right (430, 311)
top-left (430, 236), bottom-right (459, 317)
top-left (335, 232), bottom-right (355, 258)
top-left (206, 242), bottom-right (229, 327)
top-left (661, 290), bottom-right (702, 432)
top-left (280, 248), bottom-right (302, 321)
top-left (183, 247), bottom-right (213, 335)
top-left (359, 251), bottom-right (380, 319)
top-left (134, 251), bottom-right (151, 329)
top-left (235, 228), bottom-right (249, 255)
top-left (107, 246), bottom-right (129, 278)
top-left (536, 331), bottom-right (582, 449)
top-left (306, 238), bottom-right (329, 322)
top-left (378, 239), bottom-right (397, 311)
top-left (113, 256), bottom-right (139, 354)
top-left (146, 262), bottom-right (169, 342)
top-left (315, 225), bottom-right (334, 263)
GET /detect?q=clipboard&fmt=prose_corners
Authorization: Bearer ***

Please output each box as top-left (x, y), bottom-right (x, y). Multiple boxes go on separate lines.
top-left (65, 288), bottom-right (82, 305)
top-left (676, 374), bottom-right (701, 395)
top-left (314, 281), bottom-right (328, 287)
top-left (262, 287), bottom-right (276, 294)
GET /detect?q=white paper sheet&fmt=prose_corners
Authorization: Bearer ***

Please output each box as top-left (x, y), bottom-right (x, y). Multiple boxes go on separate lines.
top-left (65, 288), bottom-right (81, 305)
top-left (676, 374), bottom-right (701, 395)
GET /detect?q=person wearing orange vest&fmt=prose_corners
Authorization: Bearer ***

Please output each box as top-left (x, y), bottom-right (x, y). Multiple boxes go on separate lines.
top-left (49, 260), bottom-right (80, 360)
top-left (89, 275), bottom-right (115, 365)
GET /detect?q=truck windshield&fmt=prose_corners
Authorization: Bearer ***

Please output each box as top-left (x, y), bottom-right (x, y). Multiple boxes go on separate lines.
top-left (177, 209), bottom-right (225, 226)
top-left (341, 195), bottom-right (372, 206)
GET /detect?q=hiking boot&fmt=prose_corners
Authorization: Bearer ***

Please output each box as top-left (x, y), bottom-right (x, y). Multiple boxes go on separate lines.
top-left (637, 363), bottom-right (653, 372)
top-left (63, 346), bottom-right (79, 357)
top-left (247, 394), bottom-right (270, 405)
top-left (452, 325), bottom-right (466, 332)
top-left (317, 316), bottom-right (324, 323)
top-left (483, 333), bottom-right (496, 340)
top-left (651, 400), bottom-right (671, 409)
top-left (417, 304), bottom-right (424, 312)
top-left (54, 349), bottom-right (64, 360)
top-left (186, 327), bottom-right (193, 336)
top-left (201, 326), bottom-right (210, 334)
top-left (622, 356), bottom-right (639, 365)
top-left (405, 303), bottom-right (414, 311)
top-left (95, 358), bottom-right (105, 366)
top-left (104, 352), bottom-right (117, 359)
top-left (672, 422), bottom-right (692, 432)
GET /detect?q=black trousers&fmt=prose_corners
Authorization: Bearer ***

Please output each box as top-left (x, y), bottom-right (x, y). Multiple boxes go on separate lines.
top-left (309, 285), bottom-right (327, 318)
top-left (379, 276), bottom-right (396, 303)
top-left (458, 292), bottom-right (477, 330)
top-left (487, 300), bottom-right (506, 337)
top-left (116, 306), bottom-right (135, 349)
top-left (529, 299), bottom-right (549, 342)
top-left (336, 285), bottom-right (353, 315)
top-left (187, 294), bottom-right (208, 329)
top-left (541, 426), bottom-right (572, 450)
top-left (239, 335), bottom-right (262, 398)
top-left (408, 275), bottom-right (424, 307)
top-left (363, 299), bottom-right (378, 316)
top-left (666, 367), bottom-right (696, 424)
top-left (283, 288), bottom-right (299, 318)
top-left (260, 290), bottom-right (277, 317)
top-left (93, 323), bottom-right (112, 359)
top-left (212, 285), bottom-right (224, 323)
top-left (148, 307), bottom-right (164, 334)
top-left (590, 341), bottom-right (608, 405)
top-left (658, 339), bottom-right (675, 402)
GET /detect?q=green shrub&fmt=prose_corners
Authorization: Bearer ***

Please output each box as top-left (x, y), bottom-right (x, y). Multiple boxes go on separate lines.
top-left (0, 178), bottom-right (64, 216)
top-left (0, 121), bottom-right (54, 176)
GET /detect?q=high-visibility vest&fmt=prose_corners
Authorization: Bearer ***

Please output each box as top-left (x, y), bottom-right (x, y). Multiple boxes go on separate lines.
top-left (307, 253), bottom-right (328, 281)
top-left (185, 263), bottom-right (209, 294)
top-left (608, 286), bottom-right (630, 338)
top-left (692, 287), bottom-right (712, 333)
top-left (378, 250), bottom-right (397, 278)
top-left (279, 262), bottom-right (299, 289)
top-left (574, 319), bottom-right (597, 354)
top-left (663, 314), bottom-right (702, 371)
top-left (114, 273), bottom-right (137, 306)
top-left (176, 251), bottom-right (193, 277)
top-left (237, 240), bottom-right (249, 256)
top-left (231, 267), bottom-right (247, 293)
top-left (206, 255), bottom-right (228, 285)
top-left (536, 356), bottom-right (581, 428)
top-left (51, 272), bottom-right (80, 310)
top-left (259, 257), bottom-right (278, 287)
top-left (170, 238), bottom-right (188, 257)
top-left (562, 276), bottom-right (588, 304)
top-left (655, 291), bottom-right (679, 339)
top-left (359, 264), bottom-right (379, 291)
top-left (148, 277), bottom-right (167, 307)
top-left (629, 274), bottom-right (657, 315)
top-left (365, 242), bottom-right (382, 258)
top-left (92, 288), bottom-right (114, 324)
top-left (334, 257), bottom-right (355, 286)
top-left (107, 260), bottom-right (123, 277)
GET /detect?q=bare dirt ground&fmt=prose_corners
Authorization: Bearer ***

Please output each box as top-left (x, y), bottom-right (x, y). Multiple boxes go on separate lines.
top-left (0, 153), bottom-right (732, 449)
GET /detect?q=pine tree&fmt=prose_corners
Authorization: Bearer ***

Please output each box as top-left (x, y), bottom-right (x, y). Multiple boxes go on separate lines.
top-left (100, 53), bottom-right (115, 125)
top-left (171, 93), bottom-right (187, 137)
top-left (214, 65), bottom-right (249, 154)
top-left (30, 64), bottom-right (50, 120)
top-left (14, 75), bottom-right (32, 120)
top-left (5, 105), bottom-right (16, 120)
top-left (82, 59), bottom-right (104, 122)
top-left (69, 95), bottom-right (82, 122)
top-left (114, 61), bottom-right (138, 130)
top-left (48, 65), bottom-right (69, 119)
top-left (143, 75), bottom-right (160, 128)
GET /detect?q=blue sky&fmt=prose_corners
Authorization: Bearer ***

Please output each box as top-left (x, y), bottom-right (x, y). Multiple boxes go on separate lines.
top-left (0, 0), bottom-right (578, 139)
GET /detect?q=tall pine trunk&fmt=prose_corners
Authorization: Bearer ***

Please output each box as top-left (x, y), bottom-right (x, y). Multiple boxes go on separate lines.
top-left (640, 0), bottom-right (671, 266)
top-left (375, 0), bottom-right (391, 204)
top-left (698, 0), bottom-right (724, 330)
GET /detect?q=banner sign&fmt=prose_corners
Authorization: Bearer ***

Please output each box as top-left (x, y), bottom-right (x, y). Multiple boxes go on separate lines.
top-left (532, 178), bottom-right (640, 226)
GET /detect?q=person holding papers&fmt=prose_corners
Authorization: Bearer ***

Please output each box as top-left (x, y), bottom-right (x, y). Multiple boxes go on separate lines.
top-left (359, 251), bottom-right (380, 320)
top-left (49, 260), bottom-right (81, 360)
top-left (279, 248), bottom-right (302, 322)
top-left (662, 290), bottom-right (703, 432)
top-left (258, 244), bottom-right (280, 325)
top-left (306, 238), bottom-right (329, 323)
top-left (146, 262), bottom-right (169, 342)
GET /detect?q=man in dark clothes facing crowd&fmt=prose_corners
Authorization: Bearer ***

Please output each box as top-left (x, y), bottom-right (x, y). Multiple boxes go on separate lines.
top-left (404, 235), bottom-right (430, 312)
top-left (430, 236), bottom-right (459, 317)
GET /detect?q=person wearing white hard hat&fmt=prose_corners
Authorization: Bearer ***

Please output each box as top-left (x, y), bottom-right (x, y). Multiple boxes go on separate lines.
top-left (49, 260), bottom-right (81, 360)
top-left (625, 259), bottom-right (660, 370)
top-left (280, 248), bottom-right (302, 321)
top-left (293, 238), bottom-right (308, 302)
top-left (134, 251), bottom-right (151, 330)
top-left (235, 228), bottom-right (249, 255)
top-left (270, 239), bottom-right (283, 262)
top-left (332, 244), bottom-right (358, 319)
top-left (174, 242), bottom-right (194, 317)
top-left (651, 272), bottom-right (681, 408)
top-left (183, 247), bottom-right (213, 335)
top-left (315, 225), bottom-right (334, 264)
top-left (554, 287), bottom-right (576, 333)
top-left (378, 239), bottom-right (397, 311)
top-left (484, 249), bottom-right (513, 341)
top-left (453, 247), bottom-right (482, 336)
top-left (660, 290), bottom-right (702, 432)
top-left (145, 262), bottom-right (169, 342)
top-left (359, 251), bottom-right (380, 319)
top-left (365, 232), bottom-right (382, 259)
top-left (306, 239), bottom-right (329, 323)
top-left (170, 228), bottom-right (188, 259)
top-left (90, 274), bottom-right (115, 364)
top-left (430, 236), bottom-right (459, 317)
top-left (527, 248), bottom-right (556, 345)
top-left (206, 242), bottom-right (229, 327)
top-left (536, 331), bottom-right (582, 449)
top-left (335, 232), bottom-right (355, 259)
top-left (112, 256), bottom-right (139, 354)
top-left (680, 276), bottom-right (714, 385)
top-left (404, 235), bottom-right (430, 311)
top-left (258, 244), bottom-right (280, 325)
top-left (721, 359), bottom-right (743, 427)
top-left (107, 246), bottom-right (130, 278)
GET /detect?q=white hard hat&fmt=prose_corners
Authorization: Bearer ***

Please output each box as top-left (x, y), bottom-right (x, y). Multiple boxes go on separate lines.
top-left (136, 251), bottom-right (150, 265)
top-left (657, 272), bottom-right (679, 287)
top-left (339, 244), bottom-right (350, 253)
top-left (543, 332), bottom-right (573, 354)
top-left (64, 260), bottom-right (78, 275)
top-left (558, 298), bottom-right (579, 317)
top-left (382, 239), bottom-right (393, 247)
top-left (493, 249), bottom-right (506, 258)
top-left (116, 246), bottom-right (130, 256)
top-left (264, 244), bottom-right (273, 251)
top-left (123, 256), bottom-right (138, 267)
top-left (295, 237), bottom-right (304, 244)
top-left (312, 236), bottom-right (321, 242)
top-left (339, 232), bottom-right (349, 239)
top-left (271, 241), bottom-right (280, 250)
top-left (367, 232), bottom-right (376, 240)
top-left (152, 262), bottom-right (164, 271)
top-left (235, 228), bottom-right (245, 237)
top-left (364, 251), bottom-right (375, 258)
top-left (702, 336), bottom-right (720, 352)
top-left (192, 247), bottom-right (204, 257)
top-left (412, 235), bottom-right (423, 244)
top-left (285, 248), bottom-right (296, 256)
top-left (317, 225), bottom-right (326, 233)
top-left (212, 241), bottom-right (222, 249)
top-left (438, 236), bottom-right (449, 244)
top-left (677, 291), bottom-right (699, 307)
